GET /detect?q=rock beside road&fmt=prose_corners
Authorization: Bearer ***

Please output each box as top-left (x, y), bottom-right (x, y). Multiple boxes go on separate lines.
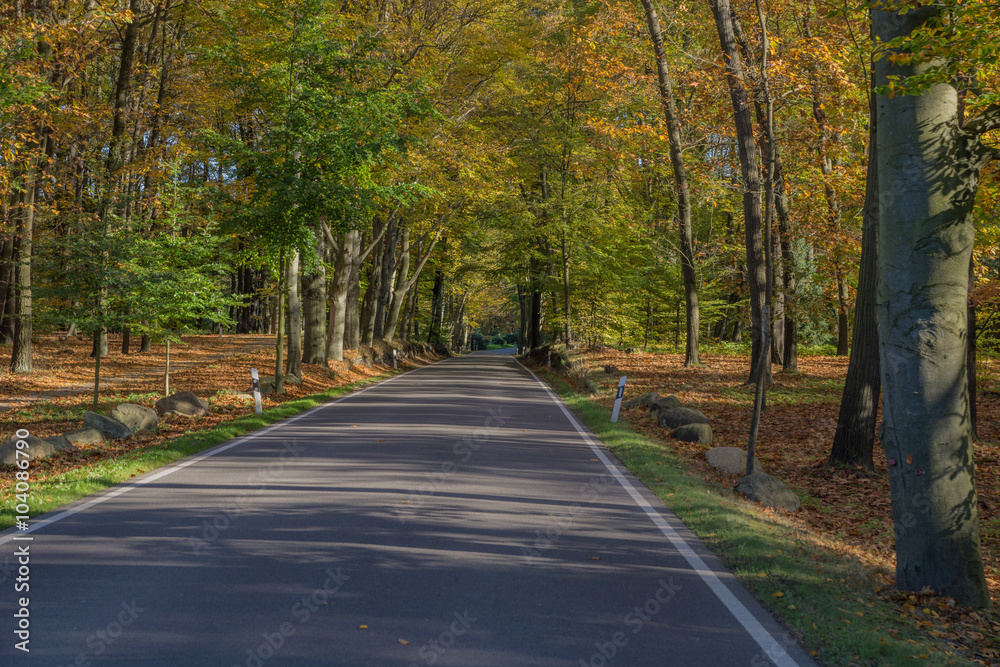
top-left (735, 472), bottom-right (801, 511)
top-left (110, 403), bottom-right (158, 433)
top-left (155, 391), bottom-right (210, 417)
top-left (656, 407), bottom-right (709, 430)
top-left (672, 423), bottom-right (713, 446)
top-left (0, 434), bottom-right (57, 465)
top-left (84, 411), bottom-right (133, 440)
top-left (705, 447), bottom-right (762, 475)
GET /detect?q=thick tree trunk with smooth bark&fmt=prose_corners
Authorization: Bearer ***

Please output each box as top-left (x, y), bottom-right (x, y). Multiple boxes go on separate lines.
top-left (285, 250), bottom-right (302, 380)
top-left (302, 227), bottom-right (327, 365)
top-left (327, 229), bottom-right (354, 361)
top-left (345, 232), bottom-right (362, 350)
top-left (874, 7), bottom-right (992, 608)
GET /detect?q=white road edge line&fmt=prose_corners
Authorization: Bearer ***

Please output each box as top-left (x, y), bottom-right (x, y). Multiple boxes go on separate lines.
top-left (519, 360), bottom-right (800, 667)
top-left (0, 363), bottom-right (432, 545)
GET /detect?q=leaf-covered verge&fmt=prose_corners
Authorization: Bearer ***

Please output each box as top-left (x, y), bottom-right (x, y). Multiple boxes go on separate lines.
top-left (0, 334), bottom-right (439, 526)
top-left (534, 347), bottom-right (1000, 667)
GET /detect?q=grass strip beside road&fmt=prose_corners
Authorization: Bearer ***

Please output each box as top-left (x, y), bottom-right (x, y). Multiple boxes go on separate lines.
top-left (542, 371), bottom-right (978, 667)
top-left (0, 374), bottom-right (394, 530)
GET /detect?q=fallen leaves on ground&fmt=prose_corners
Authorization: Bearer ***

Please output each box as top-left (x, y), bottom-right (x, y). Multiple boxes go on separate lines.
top-left (572, 346), bottom-right (1000, 666)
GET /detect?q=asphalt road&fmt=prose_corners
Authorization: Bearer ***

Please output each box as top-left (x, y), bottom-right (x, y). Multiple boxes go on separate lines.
top-left (1, 353), bottom-right (817, 666)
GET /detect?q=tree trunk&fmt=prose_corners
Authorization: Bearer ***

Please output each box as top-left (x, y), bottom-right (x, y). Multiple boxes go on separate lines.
top-left (302, 226), bottom-right (327, 365)
top-left (275, 250), bottom-right (286, 394)
top-left (140, 332), bottom-right (151, 353)
top-left (327, 229), bottom-right (354, 361)
top-left (711, 0), bottom-right (767, 383)
top-left (0, 233), bottom-right (16, 345)
top-left (830, 79), bottom-right (880, 470)
top-left (285, 250), bottom-right (302, 380)
top-left (874, 6), bottom-right (991, 608)
top-left (345, 232), bottom-right (361, 350)
top-left (121, 327), bottom-right (131, 355)
top-left (427, 270), bottom-right (444, 344)
top-left (836, 267), bottom-right (850, 356)
top-left (641, 0), bottom-right (698, 365)
top-left (373, 216), bottom-right (399, 340)
top-left (10, 181), bottom-right (35, 373)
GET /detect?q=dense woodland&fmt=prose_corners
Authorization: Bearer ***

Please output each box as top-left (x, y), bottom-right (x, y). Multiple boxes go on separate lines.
top-left (2, 0), bottom-right (999, 606)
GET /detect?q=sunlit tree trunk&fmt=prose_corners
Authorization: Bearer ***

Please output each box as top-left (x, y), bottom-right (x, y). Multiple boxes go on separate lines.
top-left (285, 249), bottom-right (302, 379)
top-left (874, 6), bottom-right (992, 608)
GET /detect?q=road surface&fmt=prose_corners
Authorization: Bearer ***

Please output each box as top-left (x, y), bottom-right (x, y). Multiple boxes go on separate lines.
top-left (1, 353), bottom-right (816, 666)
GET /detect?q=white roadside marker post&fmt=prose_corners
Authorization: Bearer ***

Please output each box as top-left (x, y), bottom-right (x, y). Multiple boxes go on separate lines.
top-left (250, 368), bottom-right (263, 415)
top-left (611, 376), bottom-right (627, 423)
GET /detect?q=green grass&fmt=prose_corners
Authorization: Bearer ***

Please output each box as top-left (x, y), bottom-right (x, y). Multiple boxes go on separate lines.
top-left (543, 371), bottom-right (977, 666)
top-left (1, 374), bottom-right (395, 529)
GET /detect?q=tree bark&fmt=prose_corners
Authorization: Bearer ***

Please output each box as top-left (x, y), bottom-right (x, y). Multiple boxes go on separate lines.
top-left (373, 215), bottom-right (399, 340)
top-left (327, 229), bottom-right (354, 361)
top-left (285, 249), bottom-right (302, 379)
top-left (302, 234), bottom-right (327, 365)
top-left (836, 268), bottom-right (850, 355)
top-left (874, 7), bottom-right (991, 607)
top-left (830, 78), bottom-right (880, 471)
top-left (641, 0), bottom-right (698, 366)
top-left (345, 231), bottom-right (362, 350)
top-left (711, 0), bottom-right (767, 383)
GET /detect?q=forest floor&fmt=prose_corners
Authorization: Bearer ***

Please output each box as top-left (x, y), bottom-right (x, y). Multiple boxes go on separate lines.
top-left (571, 346), bottom-right (1000, 665)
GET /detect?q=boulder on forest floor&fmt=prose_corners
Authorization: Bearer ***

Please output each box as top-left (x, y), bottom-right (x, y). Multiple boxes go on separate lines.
top-left (672, 423), bottom-right (713, 446)
top-left (623, 392), bottom-right (660, 409)
top-left (656, 407), bottom-right (708, 430)
top-left (649, 395), bottom-right (682, 416)
top-left (0, 434), bottom-right (58, 465)
top-left (110, 403), bottom-right (158, 434)
top-left (43, 435), bottom-right (79, 453)
top-left (735, 472), bottom-right (801, 511)
top-left (155, 391), bottom-right (210, 417)
top-left (705, 447), bottom-right (762, 475)
top-left (83, 411), bottom-right (133, 440)
top-left (63, 427), bottom-right (105, 446)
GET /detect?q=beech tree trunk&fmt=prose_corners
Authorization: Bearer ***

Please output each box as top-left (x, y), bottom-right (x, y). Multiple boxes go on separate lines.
top-left (641, 0), bottom-right (699, 366)
top-left (285, 250), bottom-right (302, 379)
top-left (345, 232), bottom-right (361, 350)
top-left (711, 0), bottom-right (767, 384)
top-left (874, 6), bottom-right (991, 608)
top-left (373, 216), bottom-right (398, 340)
top-left (830, 79), bottom-right (880, 471)
top-left (327, 229), bottom-right (354, 361)
top-left (302, 227), bottom-right (327, 365)
top-left (836, 267), bottom-right (850, 356)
